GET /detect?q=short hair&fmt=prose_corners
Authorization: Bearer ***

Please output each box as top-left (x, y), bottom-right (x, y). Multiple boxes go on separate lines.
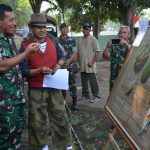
top-left (120, 25), bottom-right (130, 33)
top-left (0, 4), bottom-right (12, 20)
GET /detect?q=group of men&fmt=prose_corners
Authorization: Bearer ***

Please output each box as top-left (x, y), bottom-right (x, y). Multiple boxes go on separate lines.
top-left (0, 3), bottom-right (131, 150)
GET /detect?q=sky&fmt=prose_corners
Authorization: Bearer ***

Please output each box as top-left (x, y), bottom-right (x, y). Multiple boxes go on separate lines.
top-left (41, 1), bottom-right (50, 11)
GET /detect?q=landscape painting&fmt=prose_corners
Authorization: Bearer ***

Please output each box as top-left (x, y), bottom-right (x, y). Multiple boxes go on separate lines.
top-left (105, 27), bottom-right (150, 150)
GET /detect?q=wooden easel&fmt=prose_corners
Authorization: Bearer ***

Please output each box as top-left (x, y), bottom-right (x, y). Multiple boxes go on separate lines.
top-left (104, 128), bottom-right (121, 150)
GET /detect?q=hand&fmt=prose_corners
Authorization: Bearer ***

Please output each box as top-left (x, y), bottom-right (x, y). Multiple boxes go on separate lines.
top-left (53, 63), bottom-right (61, 74)
top-left (88, 62), bottom-right (94, 67)
top-left (41, 67), bottom-right (53, 75)
top-left (107, 41), bottom-right (112, 48)
top-left (120, 39), bottom-right (131, 49)
top-left (64, 59), bottom-right (71, 68)
top-left (120, 39), bottom-right (127, 45)
top-left (26, 43), bottom-right (40, 54)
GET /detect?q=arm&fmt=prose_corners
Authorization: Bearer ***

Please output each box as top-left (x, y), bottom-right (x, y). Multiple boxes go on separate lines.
top-left (68, 39), bottom-right (77, 62)
top-left (102, 40), bottom-right (112, 59)
top-left (102, 47), bottom-right (110, 59)
top-left (65, 51), bottom-right (77, 67)
top-left (52, 42), bottom-right (66, 73)
top-left (120, 39), bottom-right (131, 50)
top-left (68, 51), bottom-right (77, 62)
top-left (88, 37), bottom-right (100, 67)
top-left (65, 38), bottom-right (77, 67)
top-left (30, 67), bottom-right (53, 77)
top-left (0, 43), bottom-right (40, 72)
top-left (88, 51), bottom-right (99, 67)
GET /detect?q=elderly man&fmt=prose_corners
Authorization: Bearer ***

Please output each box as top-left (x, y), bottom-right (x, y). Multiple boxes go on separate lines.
top-left (20, 13), bottom-right (72, 150)
top-left (0, 4), bottom-right (40, 150)
top-left (103, 25), bottom-right (131, 91)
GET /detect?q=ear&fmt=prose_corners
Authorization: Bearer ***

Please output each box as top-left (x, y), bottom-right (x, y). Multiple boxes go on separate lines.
top-left (128, 32), bottom-right (131, 38)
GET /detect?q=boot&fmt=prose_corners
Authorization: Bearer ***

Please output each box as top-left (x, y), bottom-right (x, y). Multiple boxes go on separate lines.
top-left (72, 97), bottom-right (78, 111)
top-left (62, 90), bottom-right (66, 100)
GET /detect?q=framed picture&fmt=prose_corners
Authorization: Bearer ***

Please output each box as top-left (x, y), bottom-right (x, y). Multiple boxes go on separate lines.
top-left (105, 27), bottom-right (150, 150)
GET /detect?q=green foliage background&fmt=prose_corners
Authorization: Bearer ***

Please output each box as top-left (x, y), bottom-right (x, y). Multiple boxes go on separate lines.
top-left (0, 0), bottom-right (32, 28)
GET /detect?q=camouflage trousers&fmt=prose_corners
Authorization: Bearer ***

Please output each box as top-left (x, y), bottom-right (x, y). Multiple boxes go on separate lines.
top-left (0, 104), bottom-right (25, 150)
top-left (109, 71), bottom-right (119, 91)
top-left (62, 65), bottom-right (77, 99)
top-left (28, 88), bottom-right (72, 150)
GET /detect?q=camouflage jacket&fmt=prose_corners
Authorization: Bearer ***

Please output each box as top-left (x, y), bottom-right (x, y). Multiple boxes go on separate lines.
top-left (109, 44), bottom-right (129, 88)
top-left (56, 35), bottom-right (76, 59)
top-left (0, 34), bottom-right (25, 107)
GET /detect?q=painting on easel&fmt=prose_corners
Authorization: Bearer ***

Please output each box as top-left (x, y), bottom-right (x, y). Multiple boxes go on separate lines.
top-left (105, 26), bottom-right (150, 150)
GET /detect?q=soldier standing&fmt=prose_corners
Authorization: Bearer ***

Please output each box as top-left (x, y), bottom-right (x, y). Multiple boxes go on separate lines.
top-left (103, 25), bottom-right (131, 91)
top-left (0, 4), bottom-right (40, 149)
top-left (56, 23), bottom-right (78, 111)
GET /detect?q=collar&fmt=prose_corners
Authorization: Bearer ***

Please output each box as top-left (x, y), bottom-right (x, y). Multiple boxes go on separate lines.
top-left (59, 35), bottom-right (69, 40)
top-left (82, 34), bottom-right (91, 39)
top-left (0, 33), bottom-right (12, 44)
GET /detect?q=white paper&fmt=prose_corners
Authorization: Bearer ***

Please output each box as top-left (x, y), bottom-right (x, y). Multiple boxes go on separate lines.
top-left (43, 69), bottom-right (69, 90)
top-left (132, 18), bottom-right (149, 47)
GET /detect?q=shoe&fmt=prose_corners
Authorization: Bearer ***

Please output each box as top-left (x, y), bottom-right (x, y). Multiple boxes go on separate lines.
top-left (42, 145), bottom-right (48, 150)
top-left (66, 145), bottom-right (73, 150)
top-left (72, 104), bottom-right (78, 111)
top-left (72, 97), bottom-right (78, 111)
top-left (90, 97), bottom-right (99, 103)
top-left (78, 96), bottom-right (90, 100)
top-left (95, 95), bottom-right (101, 99)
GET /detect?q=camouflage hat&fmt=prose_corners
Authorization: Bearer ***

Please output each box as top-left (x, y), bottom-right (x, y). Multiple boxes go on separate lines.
top-left (59, 23), bottom-right (68, 30)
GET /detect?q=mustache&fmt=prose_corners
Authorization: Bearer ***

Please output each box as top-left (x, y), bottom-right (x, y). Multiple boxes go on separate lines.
top-left (39, 32), bottom-right (46, 34)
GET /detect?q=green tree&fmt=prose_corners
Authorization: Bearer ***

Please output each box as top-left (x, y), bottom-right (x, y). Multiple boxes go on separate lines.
top-left (29, 0), bottom-right (43, 13)
top-left (66, 0), bottom-right (150, 40)
top-left (106, 0), bottom-right (150, 41)
top-left (44, 0), bottom-right (74, 22)
top-left (66, 0), bottom-right (110, 39)
top-left (0, 0), bottom-right (32, 28)
top-left (23, 0), bottom-right (150, 40)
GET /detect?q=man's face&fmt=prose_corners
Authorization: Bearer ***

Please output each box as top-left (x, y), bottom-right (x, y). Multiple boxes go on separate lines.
top-left (83, 28), bottom-right (91, 37)
top-left (118, 28), bottom-right (130, 40)
top-left (31, 26), bottom-right (47, 40)
top-left (0, 11), bottom-right (16, 36)
top-left (60, 26), bottom-right (69, 35)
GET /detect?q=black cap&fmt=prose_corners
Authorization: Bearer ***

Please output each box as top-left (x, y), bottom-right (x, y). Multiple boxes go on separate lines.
top-left (83, 22), bottom-right (91, 30)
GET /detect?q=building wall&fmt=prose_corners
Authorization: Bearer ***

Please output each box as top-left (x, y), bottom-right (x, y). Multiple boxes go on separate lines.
top-left (73, 35), bottom-right (118, 60)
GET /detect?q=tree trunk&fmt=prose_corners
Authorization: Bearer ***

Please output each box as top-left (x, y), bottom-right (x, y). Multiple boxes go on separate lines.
top-left (93, 17), bottom-right (100, 39)
top-left (62, 10), bottom-right (65, 22)
top-left (123, 1), bottom-right (137, 43)
top-left (29, 0), bottom-right (43, 13)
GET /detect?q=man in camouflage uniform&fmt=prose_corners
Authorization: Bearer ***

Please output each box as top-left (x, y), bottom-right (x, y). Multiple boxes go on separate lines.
top-left (103, 25), bottom-right (131, 91)
top-left (56, 23), bottom-right (78, 111)
top-left (0, 4), bottom-right (40, 150)
top-left (20, 14), bottom-right (72, 150)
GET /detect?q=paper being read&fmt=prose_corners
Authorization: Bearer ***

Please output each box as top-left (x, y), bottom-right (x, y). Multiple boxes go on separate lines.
top-left (43, 69), bottom-right (69, 90)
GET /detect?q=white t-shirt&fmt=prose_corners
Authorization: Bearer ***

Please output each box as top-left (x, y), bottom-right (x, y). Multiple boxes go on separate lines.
top-left (40, 42), bottom-right (47, 53)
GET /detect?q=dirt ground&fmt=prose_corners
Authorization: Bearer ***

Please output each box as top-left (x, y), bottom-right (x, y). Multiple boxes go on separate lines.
top-left (20, 61), bottom-right (120, 150)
